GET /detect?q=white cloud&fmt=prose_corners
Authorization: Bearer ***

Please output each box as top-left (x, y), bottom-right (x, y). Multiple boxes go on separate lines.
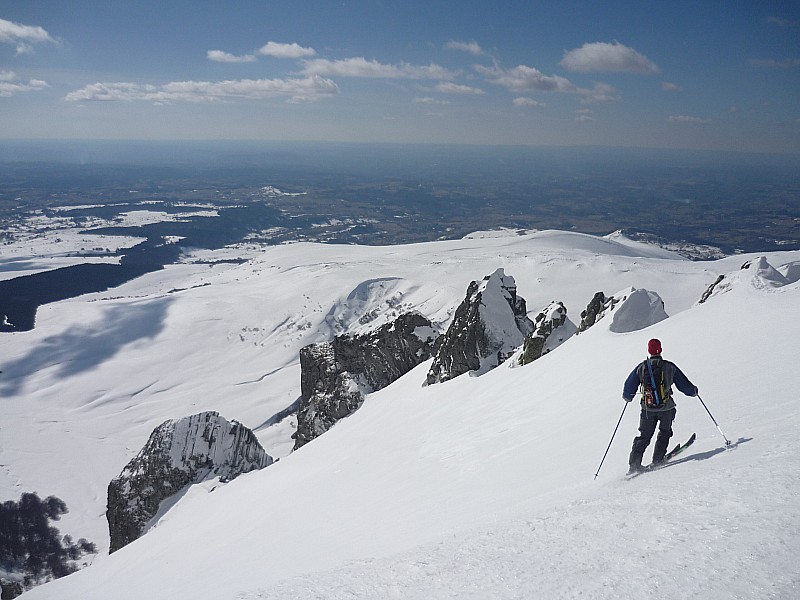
top-left (661, 81), bottom-right (681, 92)
top-left (64, 82), bottom-right (139, 102)
top-left (575, 108), bottom-right (593, 122)
top-left (435, 82), bottom-right (484, 95)
top-left (0, 71), bottom-right (49, 97)
top-left (207, 50), bottom-right (257, 63)
top-left (258, 42), bottom-right (316, 59)
top-left (445, 40), bottom-right (483, 56)
top-left (0, 17), bottom-right (57, 54)
top-left (302, 57), bottom-right (456, 80)
top-left (206, 43), bottom-right (315, 63)
top-left (748, 58), bottom-right (800, 69)
top-left (476, 64), bottom-right (576, 93)
top-left (765, 16), bottom-right (799, 27)
top-left (580, 82), bottom-right (620, 104)
top-left (668, 115), bottom-right (712, 124)
top-left (413, 97), bottom-right (450, 105)
top-left (512, 97), bottom-right (542, 107)
top-left (477, 63), bottom-right (618, 103)
top-left (560, 41), bottom-right (659, 74)
top-left (65, 75), bottom-right (339, 104)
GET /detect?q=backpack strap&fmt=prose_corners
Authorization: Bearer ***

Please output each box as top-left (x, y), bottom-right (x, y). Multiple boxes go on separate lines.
top-left (645, 357), bottom-right (662, 406)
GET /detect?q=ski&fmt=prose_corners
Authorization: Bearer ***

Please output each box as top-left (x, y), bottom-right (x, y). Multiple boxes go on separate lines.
top-left (661, 432), bottom-right (696, 463)
top-left (625, 433), bottom-right (696, 478)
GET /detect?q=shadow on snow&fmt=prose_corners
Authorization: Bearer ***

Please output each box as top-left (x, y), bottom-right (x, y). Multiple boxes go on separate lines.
top-left (662, 437), bottom-right (752, 469)
top-left (0, 297), bottom-right (172, 397)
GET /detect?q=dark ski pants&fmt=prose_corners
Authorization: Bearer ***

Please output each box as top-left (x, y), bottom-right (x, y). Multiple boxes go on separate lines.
top-left (629, 407), bottom-right (676, 466)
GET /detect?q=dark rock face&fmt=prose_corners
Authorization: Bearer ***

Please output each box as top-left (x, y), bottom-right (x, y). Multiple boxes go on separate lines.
top-left (295, 344), bottom-right (364, 449)
top-left (107, 411), bottom-right (272, 553)
top-left (577, 292), bottom-right (613, 333)
top-left (519, 301), bottom-right (576, 365)
top-left (294, 312), bottom-right (438, 449)
top-left (699, 275), bottom-right (726, 304)
top-left (426, 268), bottom-right (534, 385)
top-left (1, 580), bottom-right (23, 600)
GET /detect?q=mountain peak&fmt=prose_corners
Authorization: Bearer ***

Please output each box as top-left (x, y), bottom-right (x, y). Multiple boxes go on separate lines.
top-left (426, 268), bottom-right (533, 384)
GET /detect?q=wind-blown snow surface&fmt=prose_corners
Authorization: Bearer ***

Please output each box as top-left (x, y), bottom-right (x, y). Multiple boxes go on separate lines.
top-left (3, 230), bottom-right (799, 599)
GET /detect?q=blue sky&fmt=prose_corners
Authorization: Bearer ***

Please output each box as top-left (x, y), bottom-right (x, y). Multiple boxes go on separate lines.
top-left (1, 1), bottom-right (798, 152)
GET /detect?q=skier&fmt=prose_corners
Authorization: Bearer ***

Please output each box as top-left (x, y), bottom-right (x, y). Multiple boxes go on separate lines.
top-left (622, 338), bottom-right (698, 474)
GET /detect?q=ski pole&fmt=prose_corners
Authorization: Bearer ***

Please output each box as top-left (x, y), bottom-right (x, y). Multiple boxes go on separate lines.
top-left (697, 394), bottom-right (732, 447)
top-left (594, 401), bottom-right (629, 480)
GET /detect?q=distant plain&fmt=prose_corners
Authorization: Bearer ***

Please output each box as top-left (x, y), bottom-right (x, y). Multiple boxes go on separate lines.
top-left (2, 141), bottom-right (798, 254)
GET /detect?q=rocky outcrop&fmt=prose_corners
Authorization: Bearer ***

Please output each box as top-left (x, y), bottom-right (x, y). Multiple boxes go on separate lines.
top-left (607, 288), bottom-right (668, 333)
top-left (295, 345), bottom-right (365, 450)
top-left (107, 411), bottom-right (272, 553)
top-left (519, 301), bottom-right (577, 365)
top-left (699, 274), bottom-right (725, 303)
top-left (701, 258), bottom-right (795, 304)
top-left (577, 288), bottom-right (667, 333)
top-left (426, 268), bottom-right (534, 384)
top-left (577, 292), bottom-right (618, 333)
top-left (1, 580), bottom-right (23, 600)
top-left (294, 312), bottom-right (438, 449)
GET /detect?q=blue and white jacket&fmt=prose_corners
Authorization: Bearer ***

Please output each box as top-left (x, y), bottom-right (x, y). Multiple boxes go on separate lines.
top-left (622, 355), bottom-right (698, 411)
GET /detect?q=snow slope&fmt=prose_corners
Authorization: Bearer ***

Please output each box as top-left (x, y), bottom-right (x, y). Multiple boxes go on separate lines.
top-left (2, 230), bottom-right (799, 599)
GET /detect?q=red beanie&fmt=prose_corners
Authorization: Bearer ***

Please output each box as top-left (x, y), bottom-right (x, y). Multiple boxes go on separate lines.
top-left (648, 338), bottom-right (662, 355)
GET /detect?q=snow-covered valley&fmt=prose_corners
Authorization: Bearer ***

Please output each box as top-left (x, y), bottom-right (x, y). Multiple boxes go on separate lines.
top-left (1, 228), bottom-right (798, 599)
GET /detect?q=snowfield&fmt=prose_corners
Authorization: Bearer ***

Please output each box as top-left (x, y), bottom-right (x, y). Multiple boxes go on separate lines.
top-left (1, 229), bottom-right (798, 599)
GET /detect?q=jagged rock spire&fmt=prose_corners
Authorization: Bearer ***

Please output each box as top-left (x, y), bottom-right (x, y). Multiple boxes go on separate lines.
top-left (427, 268), bottom-right (533, 384)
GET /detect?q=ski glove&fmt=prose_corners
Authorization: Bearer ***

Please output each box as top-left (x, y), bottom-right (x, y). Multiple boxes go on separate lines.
top-left (623, 395), bottom-right (634, 402)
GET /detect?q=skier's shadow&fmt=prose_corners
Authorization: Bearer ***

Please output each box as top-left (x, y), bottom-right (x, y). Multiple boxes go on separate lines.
top-left (661, 437), bottom-right (751, 469)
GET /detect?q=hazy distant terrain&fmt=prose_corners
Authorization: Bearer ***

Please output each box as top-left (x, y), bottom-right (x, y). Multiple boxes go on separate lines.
top-left (2, 142), bottom-right (798, 254)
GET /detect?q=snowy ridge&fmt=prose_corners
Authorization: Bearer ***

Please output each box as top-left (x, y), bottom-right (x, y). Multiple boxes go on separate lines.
top-left (750, 256), bottom-right (791, 288)
top-left (606, 287), bottom-right (668, 333)
top-left (698, 254), bottom-right (800, 303)
top-left (781, 260), bottom-right (800, 283)
top-left (322, 277), bottom-right (411, 336)
top-left (3, 231), bottom-right (798, 599)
